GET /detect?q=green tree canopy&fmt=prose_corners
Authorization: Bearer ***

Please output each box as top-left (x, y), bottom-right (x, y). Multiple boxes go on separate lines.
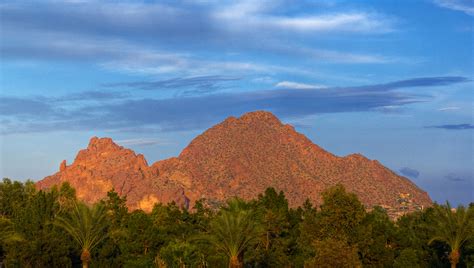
top-left (305, 238), bottom-right (361, 268)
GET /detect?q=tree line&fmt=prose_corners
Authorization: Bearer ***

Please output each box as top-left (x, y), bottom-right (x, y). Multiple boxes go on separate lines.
top-left (1, 178), bottom-right (473, 268)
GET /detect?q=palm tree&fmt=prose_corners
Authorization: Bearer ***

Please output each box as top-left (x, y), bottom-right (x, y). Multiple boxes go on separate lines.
top-left (54, 202), bottom-right (108, 268)
top-left (0, 216), bottom-right (23, 267)
top-left (204, 198), bottom-right (261, 268)
top-left (428, 202), bottom-right (474, 268)
top-left (0, 216), bottom-right (23, 243)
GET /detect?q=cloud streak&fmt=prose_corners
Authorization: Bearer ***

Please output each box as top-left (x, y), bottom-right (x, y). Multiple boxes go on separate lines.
top-left (438, 106), bottom-right (461, 111)
top-left (268, 13), bottom-right (394, 33)
top-left (434, 0), bottom-right (474, 15)
top-left (275, 81), bottom-right (327, 90)
top-left (104, 75), bottom-right (240, 94)
top-left (359, 76), bottom-right (471, 91)
top-left (0, 76), bottom-right (468, 134)
top-left (215, 1), bottom-right (394, 33)
top-left (53, 91), bottom-right (129, 102)
top-left (426, 124), bottom-right (474, 130)
top-left (399, 167), bottom-right (420, 178)
top-left (445, 174), bottom-right (466, 182)
top-left (115, 138), bottom-right (168, 147)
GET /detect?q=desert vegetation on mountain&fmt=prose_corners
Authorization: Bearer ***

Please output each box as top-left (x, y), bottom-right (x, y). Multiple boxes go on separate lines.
top-left (37, 111), bottom-right (431, 217)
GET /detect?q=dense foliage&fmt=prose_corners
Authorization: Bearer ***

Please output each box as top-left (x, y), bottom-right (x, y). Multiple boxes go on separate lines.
top-left (1, 178), bottom-right (473, 267)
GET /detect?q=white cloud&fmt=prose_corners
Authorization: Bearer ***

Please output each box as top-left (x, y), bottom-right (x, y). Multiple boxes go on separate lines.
top-left (270, 13), bottom-right (393, 33)
top-left (96, 41), bottom-right (319, 77)
top-left (275, 81), bottom-right (327, 90)
top-left (434, 0), bottom-right (474, 15)
top-left (102, 54), bottom-right (270, 76)
top-left (307, 48), bottom-right (391, 63)
top-left (215, 2), bottom-right (395, 34)
top-left (115, 138), bottom-right (167, 146)
top-left (438, 106), bottom-right (461, 111)
top-left (252, 76), bottom-right (275, 84)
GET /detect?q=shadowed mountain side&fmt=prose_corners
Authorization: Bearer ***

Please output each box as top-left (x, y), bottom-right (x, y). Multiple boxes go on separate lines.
top-left (37, 111), bottom-right (432, 214)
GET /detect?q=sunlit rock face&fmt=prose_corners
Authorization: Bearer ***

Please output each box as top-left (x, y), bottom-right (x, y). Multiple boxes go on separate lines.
top-left (37, 111), bottom-right (432, 214)
top-left (37, 137), bottom-right (183, 211)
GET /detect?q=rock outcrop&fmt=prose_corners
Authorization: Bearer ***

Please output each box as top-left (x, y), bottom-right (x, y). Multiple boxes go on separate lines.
top-left (36, 137), bottom-right (186, 211)
top-left (37, 111), bottom-right (432, 214)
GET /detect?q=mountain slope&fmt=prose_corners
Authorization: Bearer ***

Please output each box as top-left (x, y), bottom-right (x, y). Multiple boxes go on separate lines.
top-left (37, 111), bottom-right (432, 214)
top-left (152, 111), bottom-right (431, 210)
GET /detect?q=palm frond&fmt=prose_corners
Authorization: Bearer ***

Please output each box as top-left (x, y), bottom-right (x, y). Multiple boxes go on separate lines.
top-left (54, 201), bottom-right (108, 252)
top-left (203, 198), bottom-right (262, 260)
top-left (428, 202), bottom-right (474, 252)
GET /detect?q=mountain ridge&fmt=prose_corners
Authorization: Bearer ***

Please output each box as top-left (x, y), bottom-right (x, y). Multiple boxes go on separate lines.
top-left (37, 110), bottom-right (432, 215)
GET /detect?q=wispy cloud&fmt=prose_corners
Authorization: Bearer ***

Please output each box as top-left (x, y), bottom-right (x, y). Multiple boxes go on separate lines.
top-left (275, 76), bottom-right (470, 92)
top-left (0, 0), bottom-right (399, 75)
top-left (445, 173), bottom-right (466, 182)
top-left (426, 123), bottom-right (474, 130)
top-left (363, 76), bottom-right (471, 90)
top-left (307, 48), bottom-right (392, 64)
top-left (0, 76), bottom-right (468, 134)
top-left (1, 29), bottom-right (389, 79)
top-left (54, 90), bottom-right (129, 102)
top-left (275, 81), bottom-right (326, 90)
top-left (215, 1), bottom-right (394, 33)
top-left (434, 0), bottom-right (474, 15)
top-left (399, 167), bottom-right (420, 178)
top-left (100, 51), bottom-right (318, 77)
top-left (115, 138), bottom-right (167, 147)
top-left (254, 43), bottom-right (396, 64)
top-left (373, 105), bottom-right (405, 114)
top-left (438, 106), bottom-right (461, 111)
top-left (104, 75), bottom-right (240, 94)
top-left (268, 13), bottom-right (394, 33)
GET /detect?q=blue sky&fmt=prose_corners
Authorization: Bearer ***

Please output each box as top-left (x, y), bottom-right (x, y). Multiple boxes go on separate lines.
top-left (0, 0), bottom-right (472, 205)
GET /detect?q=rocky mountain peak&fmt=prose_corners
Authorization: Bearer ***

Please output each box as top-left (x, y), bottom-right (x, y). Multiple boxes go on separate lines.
top-left (37, 111), bottom-right (432, 217)
top-left (239, 110), bottom-right (282, 125)
top-left (87, 136), bottom-right (121, 151)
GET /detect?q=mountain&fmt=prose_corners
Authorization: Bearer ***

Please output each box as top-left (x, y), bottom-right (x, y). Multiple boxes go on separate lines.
top-left (36, 137), bottom-right (187, 212)
top-left (37, 111), bottom-right (432, 215)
